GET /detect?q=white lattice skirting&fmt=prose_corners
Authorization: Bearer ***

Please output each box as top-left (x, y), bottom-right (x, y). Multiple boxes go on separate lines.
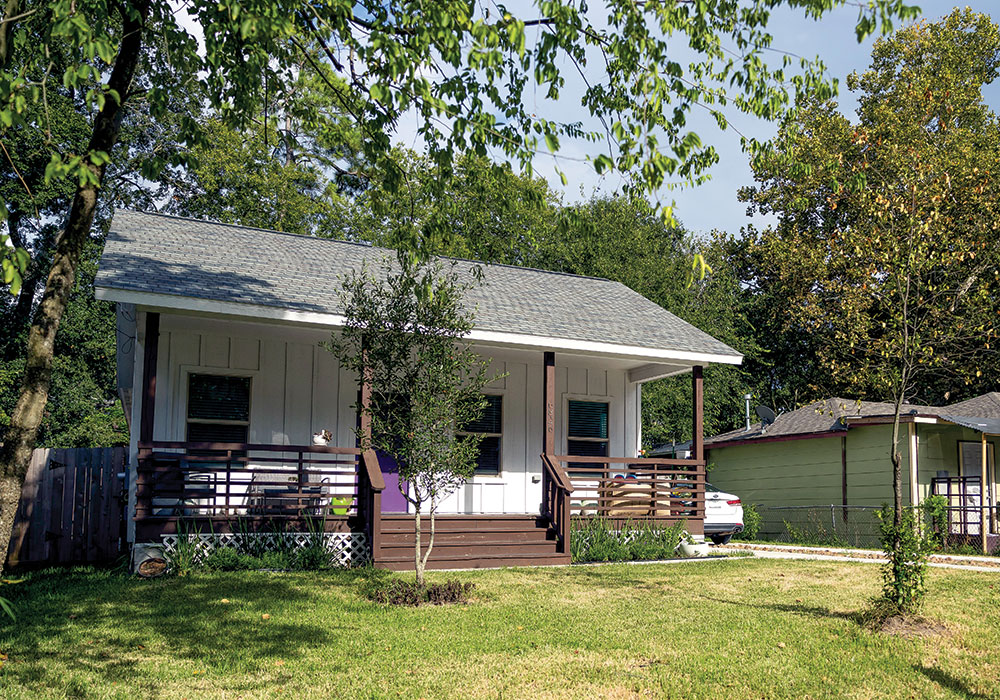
top-left (158, 531), bottom-right (369, 567)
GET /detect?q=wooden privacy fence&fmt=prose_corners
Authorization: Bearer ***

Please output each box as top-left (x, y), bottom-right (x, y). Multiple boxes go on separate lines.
top-left (6, 447), bottom-right (127, 570)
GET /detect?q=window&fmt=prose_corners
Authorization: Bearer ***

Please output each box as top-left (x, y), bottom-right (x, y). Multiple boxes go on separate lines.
top-left (567, 400), bottom-right (609, 458)
top-left (458, 395), bottom-right (503, 475)
top-left (960, 441), bottom-right (995, 476)
top-left (186, 374), bottom-right (251, 446)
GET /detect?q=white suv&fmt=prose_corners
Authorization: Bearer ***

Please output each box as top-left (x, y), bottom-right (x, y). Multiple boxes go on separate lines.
top-left (704, 483), bottom-right (744, 545)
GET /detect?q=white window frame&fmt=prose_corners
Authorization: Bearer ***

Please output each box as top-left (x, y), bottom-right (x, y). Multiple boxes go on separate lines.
top-left (563, 395), bottom-right (611, 458)
top-left (457, 392), bottom-right (505, 479)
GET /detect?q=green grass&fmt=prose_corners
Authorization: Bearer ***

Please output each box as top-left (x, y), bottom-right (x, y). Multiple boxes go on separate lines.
top-left (1, 559), bottom-right (998, 699)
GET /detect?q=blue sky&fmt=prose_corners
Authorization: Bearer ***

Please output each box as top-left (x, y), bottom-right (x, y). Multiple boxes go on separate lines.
top-left (518, 2), bottom-right (1000, 238)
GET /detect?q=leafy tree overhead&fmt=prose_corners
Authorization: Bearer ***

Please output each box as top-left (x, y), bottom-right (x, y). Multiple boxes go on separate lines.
top-left (164, 117), bottom-right (347, 236)
top-left (346, 151), bottom-right (560, 265)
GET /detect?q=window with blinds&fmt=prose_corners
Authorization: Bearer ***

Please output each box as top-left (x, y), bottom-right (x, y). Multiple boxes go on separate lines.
top-left (568, 400), bottom-right (609, 457)
top-left (186, 374), bottom-right (251, 447)
top-left (458, 394), bottom-right (503, 475)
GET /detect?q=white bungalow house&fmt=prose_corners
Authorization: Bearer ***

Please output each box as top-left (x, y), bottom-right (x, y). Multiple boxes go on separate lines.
top-left (96, 210), bottom-right (742, 569)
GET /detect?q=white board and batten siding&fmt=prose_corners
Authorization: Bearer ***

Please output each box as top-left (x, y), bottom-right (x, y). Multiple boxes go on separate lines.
top-left (128, 312), bottom-right (641, 522)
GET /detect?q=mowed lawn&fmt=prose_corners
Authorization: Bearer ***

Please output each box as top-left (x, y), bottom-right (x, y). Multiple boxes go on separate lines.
top-left (1, 559), bottom-right (998, 699)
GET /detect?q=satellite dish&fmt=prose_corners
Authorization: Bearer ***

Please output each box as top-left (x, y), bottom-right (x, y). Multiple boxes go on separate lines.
top-left (756, 405), bottom-right (777, 429)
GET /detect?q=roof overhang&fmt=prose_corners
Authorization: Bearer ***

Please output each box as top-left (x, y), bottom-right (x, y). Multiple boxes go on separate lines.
top-left (95, 287), bottom-right (745, 368)
top-left (705, 430), bottom-right (844, 450)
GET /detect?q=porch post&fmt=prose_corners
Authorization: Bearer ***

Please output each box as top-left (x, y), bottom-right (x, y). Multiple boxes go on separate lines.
top-left (692, 365), bottom-right (704, 462)
top-left (982, 432), bottom-right (989, 555)
top-left (135, 312), bottom-right (159, 532)
top-left (692, 365), bottom-right (705, 535)
top-left (139, 312), bottom-right (159, 444)
top-left (543, 351), bottom-right (555, 455)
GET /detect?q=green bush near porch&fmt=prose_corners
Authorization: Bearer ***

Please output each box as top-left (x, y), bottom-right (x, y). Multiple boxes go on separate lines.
top-left (569, 517), bottom-right (687, 562)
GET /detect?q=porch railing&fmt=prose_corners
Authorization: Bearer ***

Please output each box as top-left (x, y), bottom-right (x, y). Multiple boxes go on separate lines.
top-left (932, 476), bottom-right (997, 536)
top-left (541, 454), bottom-right (573, 553)
top-left (550, 455), bottom-right (705, 521)
top-left (135, 441), bottom-right (373, 538)
top-left (541, 454), bottom-right (706, 550)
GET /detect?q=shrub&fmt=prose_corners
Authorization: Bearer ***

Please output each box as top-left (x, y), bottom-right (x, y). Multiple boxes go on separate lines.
top-left (169, 530), bottom-right (200, 577)
top-left (875, 505), bottom-right (929, 616)
top-left (202, 548), bottom-right (245, 571)
top-left (920, 494), bottom-right (948, 551)
top-left (738, 503), bottom-right (761, 540)
top-left (292, 543), bottom-right (330, 571)
top-left (571, 517), bottom-right (685, 563)
top-left (259, 550), bottom-right (293, 570)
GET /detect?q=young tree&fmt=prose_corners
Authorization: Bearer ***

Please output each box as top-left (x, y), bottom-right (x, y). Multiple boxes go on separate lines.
top-left (744, 9), bottom-right (1000, 607)
top-left (327, 259), bottom-right (497, 586)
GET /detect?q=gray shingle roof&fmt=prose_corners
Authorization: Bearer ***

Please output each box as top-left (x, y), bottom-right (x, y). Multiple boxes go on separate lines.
top-left (95, 210), bottom-right (742, 361)
top-left (706, 394), bottom-right (1000, 445)
top-left (944, 392), bottom-right (1000, 419)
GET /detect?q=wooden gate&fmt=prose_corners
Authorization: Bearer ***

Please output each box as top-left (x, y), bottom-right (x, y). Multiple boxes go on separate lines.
top-left (6, 447), bottom-right (127, 570)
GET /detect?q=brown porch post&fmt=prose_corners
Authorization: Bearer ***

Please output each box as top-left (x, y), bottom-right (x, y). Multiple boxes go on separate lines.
top-left (692, 365), bottom-right (705, 535)
top-left (135, 312), bottom-right (159, 528)
top-left (543, 351), bottom-right (555, 455)
top-left (139, 312), bottom-right (160, 444)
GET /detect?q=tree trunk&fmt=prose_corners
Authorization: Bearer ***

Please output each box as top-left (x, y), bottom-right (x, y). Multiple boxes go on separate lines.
top-left (5, 215), bottom-right (50, 347)
top-left (890, 407), bottom-right (903, 528)
top-left (0, 0), bottom-right (20, 69)
top-left (0, 0), bottom-right (148, 571)
top-left (413, 506), bottom-right (424, 587)
top-left (421, 496), bottom-right (437, 582)
top-left (0, 475), bottom-right (21, 571)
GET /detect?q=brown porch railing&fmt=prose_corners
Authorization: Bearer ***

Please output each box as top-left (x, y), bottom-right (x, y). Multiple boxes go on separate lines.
top-left (135, 441), bottom-right (369, 538)
top-left (550, 455), bottom-right (705, 522)
top-left (541, 454), bottom-right (573, 553)
top-left (541, 454), bottom-right (706, 551)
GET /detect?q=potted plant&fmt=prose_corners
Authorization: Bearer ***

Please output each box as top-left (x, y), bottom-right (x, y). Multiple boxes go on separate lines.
top-left (678, 530), bottom-right (710, 558)
top-left (330, 496), bottom-right (354, 516)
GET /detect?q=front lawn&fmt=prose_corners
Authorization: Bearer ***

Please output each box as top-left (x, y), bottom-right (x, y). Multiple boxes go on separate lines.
top-left (1, 559), bottom-right (998, 699)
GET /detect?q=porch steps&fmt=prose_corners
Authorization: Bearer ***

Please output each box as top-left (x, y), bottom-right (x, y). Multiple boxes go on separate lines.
top-left (375, 514), bottom-right (571, 570)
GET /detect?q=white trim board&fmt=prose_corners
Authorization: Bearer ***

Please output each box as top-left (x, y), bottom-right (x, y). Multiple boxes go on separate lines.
top-left (95, 287), bottom-right (744, 367)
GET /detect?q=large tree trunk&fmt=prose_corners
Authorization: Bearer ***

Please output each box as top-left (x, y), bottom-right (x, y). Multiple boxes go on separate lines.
top-left (0, 0), bottom-right (148, 570)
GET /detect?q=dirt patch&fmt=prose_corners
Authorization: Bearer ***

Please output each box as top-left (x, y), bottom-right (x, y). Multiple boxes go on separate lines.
top-left (877, 614), bottom-right (951, 640)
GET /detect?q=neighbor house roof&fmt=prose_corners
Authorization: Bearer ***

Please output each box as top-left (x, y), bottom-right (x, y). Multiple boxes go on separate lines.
top-left (706, 393), bottom-right (1000, 448)
top-left (94, 210), bottom-right (742, 366)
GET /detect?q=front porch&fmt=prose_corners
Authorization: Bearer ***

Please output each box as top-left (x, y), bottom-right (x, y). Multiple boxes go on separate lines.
top-left (130, 315), bottom-right (708, 570)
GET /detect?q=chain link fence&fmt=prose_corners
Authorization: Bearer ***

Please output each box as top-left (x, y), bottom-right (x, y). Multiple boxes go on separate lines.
top-left (744, 504), bottom-right (998, 555)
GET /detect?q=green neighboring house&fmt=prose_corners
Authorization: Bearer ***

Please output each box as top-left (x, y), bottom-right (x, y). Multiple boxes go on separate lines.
top-left (705, 394), bottom-right (1000, 550)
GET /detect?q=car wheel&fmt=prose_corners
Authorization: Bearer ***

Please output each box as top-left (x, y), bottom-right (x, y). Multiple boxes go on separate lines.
top-left (710, 534), bottom-right (732, 545)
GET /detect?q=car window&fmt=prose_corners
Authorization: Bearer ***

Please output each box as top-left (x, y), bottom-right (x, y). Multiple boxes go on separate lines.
top-left (706, 483), bottom-right (721, 493)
